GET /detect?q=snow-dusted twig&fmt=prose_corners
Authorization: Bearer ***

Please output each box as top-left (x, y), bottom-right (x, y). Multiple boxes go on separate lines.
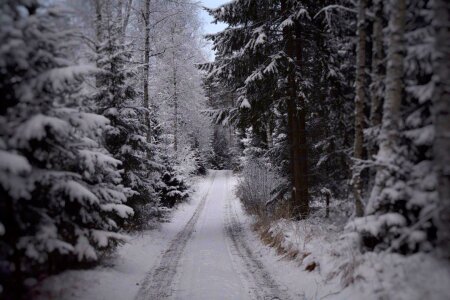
top-left (313, 5), bottom-right (357, 19)
top-left (350, 157), bottom-right (404, 174)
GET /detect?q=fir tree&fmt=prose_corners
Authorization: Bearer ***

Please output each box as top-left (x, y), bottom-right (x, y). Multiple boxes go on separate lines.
top-left (94, 0), bottom-right (158, 228)
top-left (205, 0), bottom-right (357, 218)
top-left (0, 1), bottom-right (133, 297)
top-left (354, 0), bottom-right (442, 253)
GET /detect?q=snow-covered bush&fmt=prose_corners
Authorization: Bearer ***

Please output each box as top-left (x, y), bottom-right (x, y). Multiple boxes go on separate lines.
top-left (158, 153), bottom-right (190, 208)
top-left (174, 146), bottom-right (199, 177)
top-left (192, 148), bottom-right (209, 175)
top-left (0, 1), bottom-right (133, 297)
top-left (236, 159), bottom-right (283, 215)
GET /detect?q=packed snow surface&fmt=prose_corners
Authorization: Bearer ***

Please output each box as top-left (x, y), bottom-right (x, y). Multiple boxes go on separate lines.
top-left (35, 171), bottom-right (290, 299)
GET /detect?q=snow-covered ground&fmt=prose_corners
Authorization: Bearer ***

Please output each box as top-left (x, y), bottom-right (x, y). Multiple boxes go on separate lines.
top-left (169, 170), bottom-right (249, 299)
top-left (35, 170), bottom-right (285, 300)
top-left (244, 201), bottom-right (450, 300)
top-left (33, 172), bottom-right (214, 300)
top-left (132, 170), bottom-right (291, 300)
top-left (33, 170), bottom-right (450, 300)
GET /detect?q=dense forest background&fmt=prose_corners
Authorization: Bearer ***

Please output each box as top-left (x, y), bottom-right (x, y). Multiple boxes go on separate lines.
top-left (204, 0), bottom-right (449, 255)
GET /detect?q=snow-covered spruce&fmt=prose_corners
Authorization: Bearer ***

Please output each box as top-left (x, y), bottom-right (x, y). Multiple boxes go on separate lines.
top-left (203, 0), bottom-right (357, 218)
top-left (0, 1), bottom-right (133, 297)
top-left (93, 0), bottom-right (161, 228)
top-left (354, 0), bottom-right (439, 253)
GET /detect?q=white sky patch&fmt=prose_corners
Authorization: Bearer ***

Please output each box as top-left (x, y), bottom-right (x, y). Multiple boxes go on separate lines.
top-left (199, 0), bottom-right (228, 60)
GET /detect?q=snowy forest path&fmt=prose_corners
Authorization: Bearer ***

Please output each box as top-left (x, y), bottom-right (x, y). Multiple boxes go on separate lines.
top-left (134, 170), bottom-right (290, 300)
top-left (134, 171), bottom-right (217, 300)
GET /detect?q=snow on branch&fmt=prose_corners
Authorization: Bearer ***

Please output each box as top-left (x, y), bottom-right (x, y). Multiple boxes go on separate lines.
top-left (313, 5), bottom-right (357, 19)
top-left (101, 204), bottom-right (134, 218)
top-left (52, 180), bottom-right (100, 205)
top-left (92, 230), bottom-right (129, 248)
top-left (35, 65), bottom-right (100, 92)
top-left (0, 150), bottom-right (31, 175)
top-left (12, 114), bottom-right (70, 148)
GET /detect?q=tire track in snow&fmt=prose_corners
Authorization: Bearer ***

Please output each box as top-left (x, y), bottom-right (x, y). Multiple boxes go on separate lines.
top-left (223, 171), bottom-right (291, 300)
top-left (134, 172), bottom-right (217, 300)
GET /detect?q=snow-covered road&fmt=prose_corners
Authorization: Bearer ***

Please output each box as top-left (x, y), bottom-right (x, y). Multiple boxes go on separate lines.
top-left (135, 170), bottom-right (289, 300)
top-left (35, 170), bottom-right (450, 300)
top-left (36, 170), bottom-right (306, 300)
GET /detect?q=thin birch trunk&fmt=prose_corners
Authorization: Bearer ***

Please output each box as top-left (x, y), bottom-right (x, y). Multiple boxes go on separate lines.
top-left (117, 0), bottom-right (133, 45)
top-left (367, 0), bottom-right (406, 214)
top-left (174, 65), bottom-right (178, 154)
top-left (171, 26), bottom-right (178, 154)
top-left (143, 0), bottom-right (151, 143)
top-left (122, 0), bottom-right (133, 42)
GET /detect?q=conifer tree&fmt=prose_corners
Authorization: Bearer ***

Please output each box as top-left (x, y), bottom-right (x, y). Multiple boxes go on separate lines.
top-left (205, 0), bottom-right (310, 217)
top-left (205, 0), bottom-right (358, 218)
top-left (354, 0), bottom-right (443, 253)
top-left (0, 1), bottom-right (133, 296)
top-left (94, 0), bottom-right (159, 228)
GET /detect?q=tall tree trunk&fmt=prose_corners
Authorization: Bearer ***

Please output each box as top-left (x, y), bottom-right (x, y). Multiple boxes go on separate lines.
top-left (116, 0), bottom-right (133, 45)
top-left (172, 27), bottom-right (178, 154)
top-left (283, 7), bottom-right (298, 217)
top-left (122, 0), bottom-right (133, 42)
top-left (94, 0), bottom-right (103, 42)
top-left (174, 69), bottom-right (178, 154)
top-left (294, 21), bottom-right (309, 218)
top-left (432, 0), bottom-right (450, 258)
top-left (369, 0), bottom-right (384, 155)
top-left (116, 0), bottom-right (124, 37)
top-left (367, 0), bottom-right (406, 214)
top-left (94, 0), bottom-right (103, 88)
top-left (281, 0), bottom-right (309, 218)
top-left (143, 0), bottom-right (151, 143)
top-left (352, 0), bottom-right (367, 217)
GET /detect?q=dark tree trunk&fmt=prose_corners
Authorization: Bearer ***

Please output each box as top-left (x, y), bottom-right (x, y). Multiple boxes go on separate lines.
top-left (294, 21), bottom-right (309, 218)
top-left (282, 0), bottom-right (309, 218)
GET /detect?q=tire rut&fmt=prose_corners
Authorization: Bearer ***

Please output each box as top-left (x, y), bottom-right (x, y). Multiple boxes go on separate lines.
top-left (134, 172), bottom-right (217, 300)
top-left (224, 172), bottom-right (291, 300)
